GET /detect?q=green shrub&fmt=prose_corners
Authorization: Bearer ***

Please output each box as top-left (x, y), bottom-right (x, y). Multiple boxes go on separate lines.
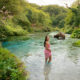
top-left (11, 26), bottom-right (28, 36)
top-left (42, 26), bottom-right (53, 32)
top-left (0, 48), bottom-right (28, 80)
top-left (52, 27), bottom-right (61, 31)
top-left (65, 27), bottom-right (73, 34)
top-left (71, 28), bottom-right (80, 38)
top-left (73, 40), bottom-right (80, 47)
top-left (0, 24), bottom-right (28, 37)
top-left (63, 25), bottom-right (73, 34)
top-left (12, 14), bottom-right (32, 32)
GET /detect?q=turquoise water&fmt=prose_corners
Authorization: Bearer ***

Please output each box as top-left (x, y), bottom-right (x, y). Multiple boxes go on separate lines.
top-left (2, 32), bottom-right (80, 80)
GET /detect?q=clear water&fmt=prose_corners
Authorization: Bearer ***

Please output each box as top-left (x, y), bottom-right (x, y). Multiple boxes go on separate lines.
top-left (2, 32), bottom-right (80, 80)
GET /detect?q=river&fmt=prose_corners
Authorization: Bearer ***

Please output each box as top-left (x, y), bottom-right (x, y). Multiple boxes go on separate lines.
top-left (2, 32), bottom-right (80, 80)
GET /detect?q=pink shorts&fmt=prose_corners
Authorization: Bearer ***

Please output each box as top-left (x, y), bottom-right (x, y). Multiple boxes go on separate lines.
top-left (44, 49), bottom-right (51, 58)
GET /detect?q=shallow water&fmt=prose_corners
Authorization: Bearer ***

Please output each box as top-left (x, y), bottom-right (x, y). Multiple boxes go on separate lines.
top-left (2, 32), bottom-right (80, 80)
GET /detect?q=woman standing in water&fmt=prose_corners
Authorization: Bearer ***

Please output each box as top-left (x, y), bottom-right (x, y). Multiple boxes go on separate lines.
top-left (44, 35), bottom-right (52, 63)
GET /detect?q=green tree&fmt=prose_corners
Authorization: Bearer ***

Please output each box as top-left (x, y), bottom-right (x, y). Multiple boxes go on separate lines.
top-left (65, 0), bottom-right (80, 27)
top-left (0, 0), bottom-right (24, 15)
top-left (41, 5), bottom-right (67, 27)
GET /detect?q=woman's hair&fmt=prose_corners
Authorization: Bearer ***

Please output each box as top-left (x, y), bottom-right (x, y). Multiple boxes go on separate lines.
top-left (44, 35), bottom-right (48, 47)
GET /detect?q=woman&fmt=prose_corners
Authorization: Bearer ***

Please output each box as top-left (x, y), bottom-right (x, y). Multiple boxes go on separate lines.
top-left (44, 35), bottom-right (52, 63)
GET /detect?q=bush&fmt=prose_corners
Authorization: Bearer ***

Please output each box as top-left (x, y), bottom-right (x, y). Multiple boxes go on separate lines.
top-left (63, 25), bottom-right (73, 34)
top-left (0, 24), bottom-right (28, 37)
top-left (52, 27), bottom-right (61, 31)
top-left (73, 40), bottom-right (80, 47)
top-left (71, 28), bottom-right (80, 38)
top-left (12, 14), bottom-right (31, 32)
top-left (42, 26), bottom-right (53, 32)
top-left (0, 48), bottom-right (28, 80)
top-left (0, 0), bottom-right (24, 15)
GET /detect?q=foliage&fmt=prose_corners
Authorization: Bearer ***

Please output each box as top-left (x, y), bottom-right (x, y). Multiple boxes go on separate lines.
top-left (31, 26), bottom-right (53, 32)
top-left (0, 0), bottom-right (25, 15)
top-left (0, 20), bottom-right (28, 38)
top-left (64, 0), bottom-right (80, 37)
top-left (65, 10), bottom-right (75, 26)
top-left (12, 14), bottom-right (31, 32)
top-left (0, 0), bottom-right (54, 38)
top-left (0, 0), bottom-right (29, 38)
top-left (41, 5), bottom-right (67, 16)
top-left (63, 25), bottom-right (73, 34)
top-left (41, 5), bottom-right (67, 28)
top-left (0, 0), bottom-right (80, 38)
top-left (65, 1), bottom-right (80, 28)
top-left (0, 48), bottom-right (28, 80)
top-left (52, 13), bottom-right (66, 28)
top-left (71, 28), bottom-right (80, 38)
top-left (26, 6), bottom-right (51, 27)
top-left (73, 40), bottom-right (80, 47)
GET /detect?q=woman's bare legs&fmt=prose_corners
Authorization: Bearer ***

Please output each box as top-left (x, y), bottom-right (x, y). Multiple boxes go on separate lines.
top-left (48, 56), bottom-right (52, 63)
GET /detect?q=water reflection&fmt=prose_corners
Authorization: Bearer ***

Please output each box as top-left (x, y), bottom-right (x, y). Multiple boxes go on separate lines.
top-left (3, 36), bottom-right (30, 41)
top-left (44, 63), bottom-right (51, 80)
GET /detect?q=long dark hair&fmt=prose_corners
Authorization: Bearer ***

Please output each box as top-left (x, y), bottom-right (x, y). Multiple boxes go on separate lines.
top-left (44, 35), bottom-right (48, 47)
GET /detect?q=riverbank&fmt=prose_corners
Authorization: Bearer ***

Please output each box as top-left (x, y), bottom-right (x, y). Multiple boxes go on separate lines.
top-left (0, 48), bottom-right (28, 80)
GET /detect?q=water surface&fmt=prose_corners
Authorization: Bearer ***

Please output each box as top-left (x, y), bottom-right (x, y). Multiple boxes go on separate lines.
top-left (2, 32), bottom-right (80, 80)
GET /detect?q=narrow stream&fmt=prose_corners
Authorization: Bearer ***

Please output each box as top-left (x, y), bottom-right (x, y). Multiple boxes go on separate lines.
top-left (2, 32), bottom-right (80, 80)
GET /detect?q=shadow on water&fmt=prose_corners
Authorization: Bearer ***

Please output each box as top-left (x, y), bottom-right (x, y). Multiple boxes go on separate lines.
top-left (44, 63), bottom-right (52, 80)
